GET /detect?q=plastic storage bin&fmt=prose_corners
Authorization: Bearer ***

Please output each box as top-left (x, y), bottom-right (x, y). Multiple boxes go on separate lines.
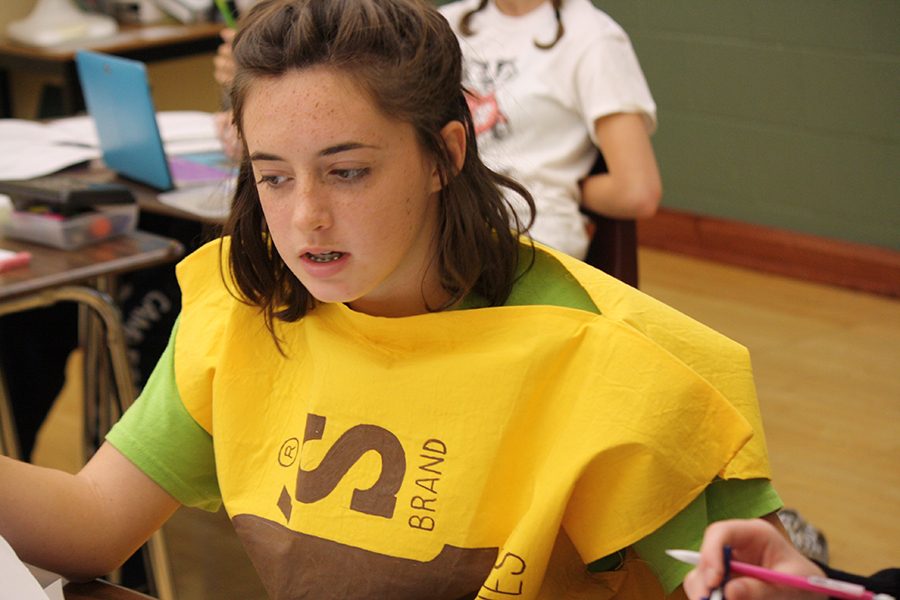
top-left (2, 203), bottom-right (139, 250)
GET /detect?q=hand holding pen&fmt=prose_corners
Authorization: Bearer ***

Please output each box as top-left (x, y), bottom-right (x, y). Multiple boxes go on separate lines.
top-left (677, 518), bottom-right (895, 600)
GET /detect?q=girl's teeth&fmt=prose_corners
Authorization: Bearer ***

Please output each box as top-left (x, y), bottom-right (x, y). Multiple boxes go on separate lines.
top-left (307, 252), bottom-right (343, 263)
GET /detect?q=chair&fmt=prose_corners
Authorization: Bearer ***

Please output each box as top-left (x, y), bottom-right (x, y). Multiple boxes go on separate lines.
top-left (581, 209), bottom-right (639, 287)
top-left (579, 151), bottom-right (639, 287)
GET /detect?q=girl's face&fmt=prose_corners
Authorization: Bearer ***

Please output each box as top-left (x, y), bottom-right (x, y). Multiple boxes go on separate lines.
top-left (242, 67), bottom-right (447, 317)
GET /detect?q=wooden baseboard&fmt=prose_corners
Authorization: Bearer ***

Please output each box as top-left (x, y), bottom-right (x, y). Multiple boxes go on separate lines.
top-left (638, 208), bottom-right (900, 297)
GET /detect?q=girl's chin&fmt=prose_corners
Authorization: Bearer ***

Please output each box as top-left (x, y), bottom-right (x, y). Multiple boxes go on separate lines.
top-left (302, 283), bottom-right (362, 306)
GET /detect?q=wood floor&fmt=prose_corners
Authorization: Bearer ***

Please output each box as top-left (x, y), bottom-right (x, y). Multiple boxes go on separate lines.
top-left (30, 247), bottom-right (900, 598)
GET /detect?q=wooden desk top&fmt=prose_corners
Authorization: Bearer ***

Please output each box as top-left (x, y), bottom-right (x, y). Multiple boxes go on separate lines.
top-left (0, 22), bottom-right (223, 63)
top-left (65, 580), bottom-right (156, 600)
top-left (0, 230), bottom-right (184, 301)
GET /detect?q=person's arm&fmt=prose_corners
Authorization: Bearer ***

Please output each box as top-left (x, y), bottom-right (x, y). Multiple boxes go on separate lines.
top-left (214, 110), bottom-right (242, 161)
top-left (0, 442), bottom-right (180, 581)
top-left (579, 112), bottom-right (662, 219)
top-left (213, 27), bottom-right (237, 89)
top-left (212, 28), bottom-right (242, 161)
top-left (682, 518), bottom-right (827, 600)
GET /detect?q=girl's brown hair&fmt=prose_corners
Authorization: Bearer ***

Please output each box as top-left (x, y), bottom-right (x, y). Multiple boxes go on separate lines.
top-left (223, 0), bottom-right (535, 330)
top-left (459, 0), bottom-right (565, 50)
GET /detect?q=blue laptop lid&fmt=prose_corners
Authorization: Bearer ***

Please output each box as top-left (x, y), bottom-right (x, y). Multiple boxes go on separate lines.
top-left (75, 50), bottom-right (175, 191)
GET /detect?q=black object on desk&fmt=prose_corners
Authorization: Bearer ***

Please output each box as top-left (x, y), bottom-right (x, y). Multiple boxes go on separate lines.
top-left (1, 176), bottom-right (139, 251)
top-left (0, 177), bottom-right (135, 215)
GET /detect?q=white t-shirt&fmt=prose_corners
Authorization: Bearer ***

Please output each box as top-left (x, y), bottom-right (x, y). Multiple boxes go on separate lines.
top-left (440, 0), bottom-right (656, 259)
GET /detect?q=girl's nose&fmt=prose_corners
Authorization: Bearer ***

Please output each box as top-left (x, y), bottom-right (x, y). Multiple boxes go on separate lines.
top-left (291, 180), bottom-right (333, 232)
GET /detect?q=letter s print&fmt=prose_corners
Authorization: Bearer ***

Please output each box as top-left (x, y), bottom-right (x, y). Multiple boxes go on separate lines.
top-left (295, 413), bottom-right (406, 518)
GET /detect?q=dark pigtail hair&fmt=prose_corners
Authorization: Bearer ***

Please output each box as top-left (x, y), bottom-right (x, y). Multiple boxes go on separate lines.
top-left (459, 0), bottom-right (564, 50)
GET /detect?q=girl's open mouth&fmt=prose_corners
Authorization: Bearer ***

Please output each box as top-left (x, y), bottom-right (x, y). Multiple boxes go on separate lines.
top-left (306, 251), bottom-right (344, 263)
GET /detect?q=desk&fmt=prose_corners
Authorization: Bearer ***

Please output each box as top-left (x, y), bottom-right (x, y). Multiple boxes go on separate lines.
top-left (0, 21), bottom-right (223, 118)
top-left (0, 230), bottom-right (183, 600)
top-left (0, 230), bottom-right (184, 301)
top-left (65, 580), bottom-right (156, 600)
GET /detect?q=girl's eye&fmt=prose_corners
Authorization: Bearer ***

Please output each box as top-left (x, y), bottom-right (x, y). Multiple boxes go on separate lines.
top-left (331, 167), bottom-right (370, 181)
top-left (256, 174), bottom-right (289, 188)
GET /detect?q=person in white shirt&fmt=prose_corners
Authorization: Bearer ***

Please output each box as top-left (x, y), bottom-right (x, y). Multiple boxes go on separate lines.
top-left (440, 0), bottom-right (662, 259)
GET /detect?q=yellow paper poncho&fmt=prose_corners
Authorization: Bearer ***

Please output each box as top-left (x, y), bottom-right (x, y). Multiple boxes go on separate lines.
top-left (172, 240), bottom-right (770, 600)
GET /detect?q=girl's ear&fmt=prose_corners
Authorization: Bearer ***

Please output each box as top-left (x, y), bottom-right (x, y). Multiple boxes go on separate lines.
top-left (442, 120), bottom-right (467, 174)
top-left (431, 120), bottom-right (467, 192)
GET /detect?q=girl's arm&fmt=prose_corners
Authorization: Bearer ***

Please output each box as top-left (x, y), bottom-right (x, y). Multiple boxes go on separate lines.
top-left (213, 27), bottom-right (237, 89)
top-left (579, 112), bottom-right (662, 219)
top-left (0, 442), bottom-right (180, 581)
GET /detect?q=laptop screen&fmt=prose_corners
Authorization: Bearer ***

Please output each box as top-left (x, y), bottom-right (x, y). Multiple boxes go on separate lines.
top-left (75, 50), bottom-right (177, 191)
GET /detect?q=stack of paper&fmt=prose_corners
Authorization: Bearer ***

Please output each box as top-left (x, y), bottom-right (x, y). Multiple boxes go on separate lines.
top-left (0, 116), bottom-right (100, 180)
top-left (0, 111), bottom-right (225, 181)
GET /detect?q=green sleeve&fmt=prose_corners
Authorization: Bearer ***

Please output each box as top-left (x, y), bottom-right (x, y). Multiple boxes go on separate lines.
top-left (106, 317), bottom-right (222, 512)
top-left (630, 478), bottom-right (783, 593)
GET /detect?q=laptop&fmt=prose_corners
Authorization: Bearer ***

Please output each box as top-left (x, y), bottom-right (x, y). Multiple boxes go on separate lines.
top-left (74, 50), bottom-right (235, 197)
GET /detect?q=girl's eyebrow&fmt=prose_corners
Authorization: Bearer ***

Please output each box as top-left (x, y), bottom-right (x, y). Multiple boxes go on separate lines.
top-left (249, 151), bottom-right (283, 162)
top-left (319, 142), bottom-right (379, 156)
top-left (249, 143), bottom-right (379, 163)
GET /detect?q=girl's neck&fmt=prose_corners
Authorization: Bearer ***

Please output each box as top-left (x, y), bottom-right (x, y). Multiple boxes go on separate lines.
top-left (347, 262), bottom-right (452, 318)
top-left (493, 0), bottom-right (548, 17)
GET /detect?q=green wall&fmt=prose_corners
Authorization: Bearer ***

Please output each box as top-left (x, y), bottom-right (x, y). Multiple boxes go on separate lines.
top-left (597, 0), bottom-right (899, 250)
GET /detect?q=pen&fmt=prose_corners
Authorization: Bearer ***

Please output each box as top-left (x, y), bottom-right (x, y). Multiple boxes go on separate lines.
top-left (214, 0), bottom-right (237, 28)
top-left (666, 549), bottom-right (896, 600)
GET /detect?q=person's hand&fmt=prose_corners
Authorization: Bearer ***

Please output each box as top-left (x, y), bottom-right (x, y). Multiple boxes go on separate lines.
top-left (213, 27), bottom-right (237, 89)
top-left (214, 111), bottom-right (241, 162)
top-left (682, 519), bottom-right (828, 600)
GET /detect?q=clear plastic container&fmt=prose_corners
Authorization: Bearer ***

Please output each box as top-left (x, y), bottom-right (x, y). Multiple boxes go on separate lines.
top-left (2, 203), bottom-right (138, 250)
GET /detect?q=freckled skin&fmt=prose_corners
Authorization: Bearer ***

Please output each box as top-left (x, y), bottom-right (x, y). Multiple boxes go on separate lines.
top-left (242, 67), bottom-right (447, 317)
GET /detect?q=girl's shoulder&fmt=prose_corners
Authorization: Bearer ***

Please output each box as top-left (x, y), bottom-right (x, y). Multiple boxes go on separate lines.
top-left (176, 237), bottom-right (241, 315)
top-left (505, 243), bottom-right (601, 314)
top-left (177, 236), bottom-right (225, 278)
top-left (560, 0), bottom-right (631, 44)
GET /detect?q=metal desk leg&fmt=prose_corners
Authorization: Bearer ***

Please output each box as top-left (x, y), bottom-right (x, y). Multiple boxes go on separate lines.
top-left (0, 366), bottom-right (22, 459)
top-left (0, 68), bottom-right (12, 118)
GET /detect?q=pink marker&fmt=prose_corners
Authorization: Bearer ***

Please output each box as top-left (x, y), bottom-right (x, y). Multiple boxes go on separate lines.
top-left (666, 549), bottom-right (895, 600)
top-left (0, 249), bottom-right (31, 273)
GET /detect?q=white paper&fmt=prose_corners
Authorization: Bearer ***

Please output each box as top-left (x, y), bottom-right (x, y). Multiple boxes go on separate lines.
top-left (0, 140), bottom-right (100, 180)
top-left (164, 138), bottom-right (226, 155)
top-left (157, 178), bottom-right (235, 220)
top-left (45, 115), bottom-right (100, 148)
top-left (27, 564), bottom-right (65, 600)
top-left (156, 111), bottom-right (220, 143)
top-left (0, 111), bottom-right (222, 181)
top-left (0, 117), bottom-right (101, 180)
top-left (0, 534), bottom-right (51, 600)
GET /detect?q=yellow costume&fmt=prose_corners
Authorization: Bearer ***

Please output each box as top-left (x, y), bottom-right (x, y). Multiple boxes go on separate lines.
top-left (109, 240), bottom-right (774, 599)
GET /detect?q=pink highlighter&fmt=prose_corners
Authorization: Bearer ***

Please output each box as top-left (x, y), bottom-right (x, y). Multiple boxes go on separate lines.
top-left (667, 549), bottom-right (896, 600)
top-left (0, 248), bottom-right (31, 273)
